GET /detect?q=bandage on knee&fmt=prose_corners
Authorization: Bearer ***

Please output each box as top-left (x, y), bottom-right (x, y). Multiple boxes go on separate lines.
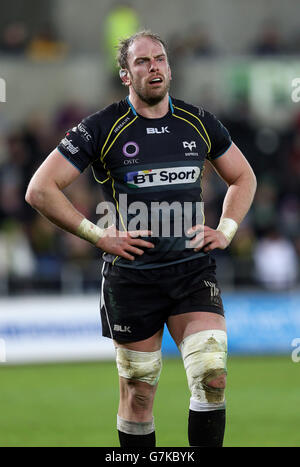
top-left (116, 347), bottom-right (162, 386)
top-left (117, 415), bottom-right (155, 435)
top-left (180, 330), bottom-right (227, 406)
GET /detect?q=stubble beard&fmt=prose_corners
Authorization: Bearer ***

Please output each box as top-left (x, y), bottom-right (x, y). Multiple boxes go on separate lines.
top-left (130, 75), bottom-right (170, 106)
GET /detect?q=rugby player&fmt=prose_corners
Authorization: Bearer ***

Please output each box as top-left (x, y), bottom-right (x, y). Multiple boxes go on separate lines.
top-left (25, 31), bottom-right (257, 447)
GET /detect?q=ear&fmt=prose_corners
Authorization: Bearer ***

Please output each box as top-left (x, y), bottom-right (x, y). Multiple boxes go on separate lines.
top-left (119, 69), bottom-right (131, 86)
top-left (168, 65), bottom-right (172, 81)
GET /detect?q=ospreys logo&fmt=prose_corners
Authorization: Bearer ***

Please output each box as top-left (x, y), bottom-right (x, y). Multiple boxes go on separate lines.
top-left (183, 141), bottom-right (196, 152)
top-left (125, 166), bottom-right (200, 188)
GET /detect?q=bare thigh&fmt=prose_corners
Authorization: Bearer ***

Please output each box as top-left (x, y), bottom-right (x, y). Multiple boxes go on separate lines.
top-left (167, 311), bottom-right (226, 347)
top-left (114, 328), bottom-right (164, 352)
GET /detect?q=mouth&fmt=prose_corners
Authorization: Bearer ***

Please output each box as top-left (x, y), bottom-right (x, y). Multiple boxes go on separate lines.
top-left (148, 76), bottom-right (163, 86)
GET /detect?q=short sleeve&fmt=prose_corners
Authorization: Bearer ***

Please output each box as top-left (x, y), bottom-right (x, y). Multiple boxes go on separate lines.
top-left (57, 115), bottom-right (99, 172)
top-left (202, 109), bottom-right (232, 160)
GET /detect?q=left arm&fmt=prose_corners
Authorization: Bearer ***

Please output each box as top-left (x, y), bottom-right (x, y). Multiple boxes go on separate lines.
top-left (190, 143), bottom-right (257, 252)
top-left (212, 142), bottom-right (257, 225)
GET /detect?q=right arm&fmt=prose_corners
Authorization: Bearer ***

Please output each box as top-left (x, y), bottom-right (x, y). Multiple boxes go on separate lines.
top-left (25, 149), bottom-right (86, 234)
top-left (25, 149), bottom-right (154, 261)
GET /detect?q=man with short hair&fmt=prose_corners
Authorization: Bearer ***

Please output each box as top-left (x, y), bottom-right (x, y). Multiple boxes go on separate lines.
top-left (26, 30), bottom-right (257, 447)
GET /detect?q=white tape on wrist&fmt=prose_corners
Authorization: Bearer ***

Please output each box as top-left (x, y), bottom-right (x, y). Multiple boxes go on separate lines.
top-left (76, 218), bottom-right (105, 245)
top-left (216, 217), bottom-right (238, 243)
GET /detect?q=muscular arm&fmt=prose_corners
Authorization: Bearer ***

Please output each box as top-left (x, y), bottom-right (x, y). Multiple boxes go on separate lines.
top-left (25, 149), bottom-right (85, 234)
top-left (211, 142), bottom-right (257, 225)
top-left (25, 149), bottom-right (154, 260)
top-left (190, 143), bottom-right (257, 252)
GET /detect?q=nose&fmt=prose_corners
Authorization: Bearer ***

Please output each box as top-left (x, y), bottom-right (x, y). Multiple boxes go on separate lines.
top-left (149, 58), bottom-right (159, 72)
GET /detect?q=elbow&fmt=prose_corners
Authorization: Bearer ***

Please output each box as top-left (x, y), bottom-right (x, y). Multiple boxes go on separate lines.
top-left (25, 183), bottom-right (46, 210)
top-left (251, 169), bottom-right (257, 196)
top-left (241, 166), bottom-right (257, 196)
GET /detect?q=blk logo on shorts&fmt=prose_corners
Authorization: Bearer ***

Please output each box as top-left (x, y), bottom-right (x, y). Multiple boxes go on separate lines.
top-left (114, 324), bottom-right (131, 333)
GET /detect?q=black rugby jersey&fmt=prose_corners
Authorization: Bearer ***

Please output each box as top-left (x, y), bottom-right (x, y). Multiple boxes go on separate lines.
top-left (57, 96), bottom-right (232, 269)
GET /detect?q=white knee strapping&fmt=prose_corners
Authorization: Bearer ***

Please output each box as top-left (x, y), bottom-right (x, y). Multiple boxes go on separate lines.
top-left (180, 330), bottom-right (227, 408)
top-left (116, 347), bottom-right (162, 386)
top-left (117, 415), bottom-right (155, 435)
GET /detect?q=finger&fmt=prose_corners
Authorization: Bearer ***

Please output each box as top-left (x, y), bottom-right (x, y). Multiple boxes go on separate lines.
top-left (193, 240), bottom-right (205, 251)
top-left (120, 251), bottom-right (135, 261)
top-left (187, 235), bottom-right (205, 251)
top-left (128, 230), bottom-right (153, 238)
top-left (192, 234), bottom-right (216, 251)
top-left (203, 241), bottom-right (219, 252)
top-left (189, 231), bottom-right (206, 247)
top-left (131, 238), bottom-right (155, 248)
top-left (194, 230), bottom-right (216, 243)
top-left (203, 225), bottom-right (214, 232)
top-left (202, 234), bottom-right (216, 246)
top-left (186, 224), bottom-right (204, 237)
top-left (126, 246), bottom-right (145, 256)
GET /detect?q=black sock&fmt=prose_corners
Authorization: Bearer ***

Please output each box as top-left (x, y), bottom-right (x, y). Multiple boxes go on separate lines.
top-left (188, 409), bottom-right (226, 447)
top-left (118, 430), bottom-right (156, 447)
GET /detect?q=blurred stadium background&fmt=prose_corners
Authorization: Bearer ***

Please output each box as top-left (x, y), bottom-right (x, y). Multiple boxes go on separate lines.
top-left (0, 0), bottom-right (300, 447)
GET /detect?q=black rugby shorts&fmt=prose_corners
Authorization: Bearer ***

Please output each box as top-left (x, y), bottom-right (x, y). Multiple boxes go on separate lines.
top-left (100, 255), bottom-right (224, 343)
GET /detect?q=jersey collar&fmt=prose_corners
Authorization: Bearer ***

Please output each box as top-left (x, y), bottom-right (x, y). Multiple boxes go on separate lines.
top-left (126, 95), bottom-right (174, 117)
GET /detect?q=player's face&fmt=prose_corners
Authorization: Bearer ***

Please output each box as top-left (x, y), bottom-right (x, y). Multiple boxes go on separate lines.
top-left (125, 37), bottom-right (171, 105)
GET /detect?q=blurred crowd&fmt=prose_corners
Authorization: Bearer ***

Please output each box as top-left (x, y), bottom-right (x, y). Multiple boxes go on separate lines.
top-left (0, 8), bottom-right (299, 294)
top-left (206, 105), bottom-right (300, 291)
top-left (0, 101), bottom-right (104, 294)
top-left (168, 20), bottom-right (300, 60)
top-left (1, 16), bottom-right (300, 61)
top-left (0, 22), bottom-right (68, 61)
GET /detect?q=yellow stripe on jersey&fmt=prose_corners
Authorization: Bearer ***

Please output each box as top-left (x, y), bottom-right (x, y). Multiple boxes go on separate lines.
top-left (100, 108), bottom-right (131, 160)
top-left (92, 109), bottom-right (138, 225)
top-left (199, 166), bottom-right (206, 225)
top-left (101, 116), bottom-right (138, 164)
top-left (172, 113), bottom-right (210, 153)
top-left (91, 166), bottom-right (109, 184)
top-left (107, 168), bottom-right (127, 232)
top-left (112, 255), bottom-right (120, 265)
top-left (173, 105), bottom-right (211, 154)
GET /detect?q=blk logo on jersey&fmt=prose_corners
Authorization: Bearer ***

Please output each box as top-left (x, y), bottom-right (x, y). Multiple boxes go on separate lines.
top-left (146, 126), bottom-right (170, 134)
top-left (125, 167), bottom-right (200, 188)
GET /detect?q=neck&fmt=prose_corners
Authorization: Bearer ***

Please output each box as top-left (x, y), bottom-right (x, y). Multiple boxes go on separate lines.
top-left (128, 91), bottom-right (170, 118)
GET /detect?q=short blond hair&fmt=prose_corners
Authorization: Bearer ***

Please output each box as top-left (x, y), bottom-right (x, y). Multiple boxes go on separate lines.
top-left (116, 30), bottom-right (168, 70)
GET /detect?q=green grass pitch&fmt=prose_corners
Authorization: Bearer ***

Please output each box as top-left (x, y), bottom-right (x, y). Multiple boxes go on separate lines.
top-left (0, 355), bottom-right (299, 447)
